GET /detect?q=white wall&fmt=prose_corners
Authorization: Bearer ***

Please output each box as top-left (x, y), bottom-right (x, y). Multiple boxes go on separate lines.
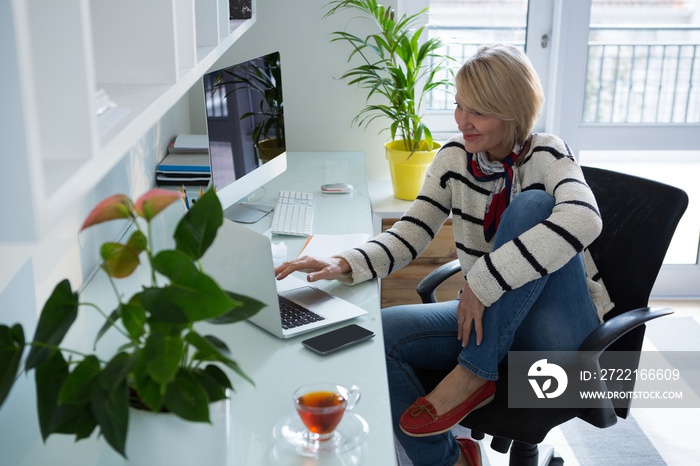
top-left (191, 0), bottom-right (397, 179)
top-left (0, 0), bottom-right (400, 360)
top-left (0, 0), bottom-right (402, 345)
top-left (0, 97), bottom-right (191, 327)
top-left (0, 2), bottom-right (398, 460)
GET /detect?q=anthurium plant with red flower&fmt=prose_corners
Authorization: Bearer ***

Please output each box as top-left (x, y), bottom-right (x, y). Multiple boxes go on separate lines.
top-left (0, 188), bottom-right (263, 457)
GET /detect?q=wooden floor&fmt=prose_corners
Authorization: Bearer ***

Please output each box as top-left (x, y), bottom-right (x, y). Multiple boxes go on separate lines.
top-left (380, 219), bottom-right (465, 308)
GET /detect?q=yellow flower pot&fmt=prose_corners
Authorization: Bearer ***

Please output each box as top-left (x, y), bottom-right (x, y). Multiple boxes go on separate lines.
top-left (385, 140), bottom-right (441, 200)
top-left (256, 138), bottom-right (286, 163)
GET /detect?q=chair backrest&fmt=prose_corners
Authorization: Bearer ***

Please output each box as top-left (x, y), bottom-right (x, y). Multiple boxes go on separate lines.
top-left (415, 167), bottom-right (689, 446)
top-left (582, 166), bottom-right (688, 420)
top-left (582, 165), bottom-right (688, 335)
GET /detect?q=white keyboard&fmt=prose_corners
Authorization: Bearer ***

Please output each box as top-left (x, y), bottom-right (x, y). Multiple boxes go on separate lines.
top-left (270, 190), bottom-right (314, 236)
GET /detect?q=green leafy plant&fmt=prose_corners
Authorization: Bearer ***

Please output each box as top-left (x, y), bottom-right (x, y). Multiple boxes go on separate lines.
top-left (0, 188), bottom-right (263, 457)
top-left (213, 52), bottom-right (285, 157)
top-left (325, 0), bottom-right (454, 154)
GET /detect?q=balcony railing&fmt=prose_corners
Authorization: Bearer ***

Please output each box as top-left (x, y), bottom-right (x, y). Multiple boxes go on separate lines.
top-left (427, 25), bottom-right (700, 124)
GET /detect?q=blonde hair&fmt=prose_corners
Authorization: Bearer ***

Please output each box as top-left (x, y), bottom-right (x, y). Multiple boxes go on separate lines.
top-left (456, 45), bottom-right (544, 150)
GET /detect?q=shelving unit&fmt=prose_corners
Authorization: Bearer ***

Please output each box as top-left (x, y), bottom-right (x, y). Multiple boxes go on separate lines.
top-left (2, 0), bottom-right (254, 242)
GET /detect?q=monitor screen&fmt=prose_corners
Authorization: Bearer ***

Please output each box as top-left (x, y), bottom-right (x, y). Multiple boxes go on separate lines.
top-left (203, 51), bottom-right (287, 223)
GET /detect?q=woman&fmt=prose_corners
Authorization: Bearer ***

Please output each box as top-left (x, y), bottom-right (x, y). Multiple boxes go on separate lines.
top-left (275, 45), bottom-right (613, 466)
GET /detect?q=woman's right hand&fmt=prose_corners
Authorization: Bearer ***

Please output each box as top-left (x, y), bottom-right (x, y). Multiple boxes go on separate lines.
top-left (457, 282), bottom-right (486, 347)
top-left (274, 256), bottom-right (351, 283)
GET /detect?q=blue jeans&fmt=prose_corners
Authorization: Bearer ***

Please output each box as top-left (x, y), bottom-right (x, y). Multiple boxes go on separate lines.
top-left (382, 191), bottom-right (601, 466)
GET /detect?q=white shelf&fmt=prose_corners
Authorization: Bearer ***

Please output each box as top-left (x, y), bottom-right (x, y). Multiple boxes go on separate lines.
top-left (2, 0), bottom-right (255, 242)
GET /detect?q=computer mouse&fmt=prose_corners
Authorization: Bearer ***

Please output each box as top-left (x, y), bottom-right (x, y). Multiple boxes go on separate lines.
top-left (321, 183), bottom-right (353, 194)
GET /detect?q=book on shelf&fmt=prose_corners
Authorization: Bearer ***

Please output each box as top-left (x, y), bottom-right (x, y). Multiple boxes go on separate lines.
top-left (156, 172), bottom-right (210, 186)
top-left (157, 152), bottom-right (210, 174)
top-left (167, 134), bottom-right (209, 154)
top-left (157, 134), bottom-right (211, 186)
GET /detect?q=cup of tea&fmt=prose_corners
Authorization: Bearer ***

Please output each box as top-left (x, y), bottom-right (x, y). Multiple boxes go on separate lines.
top-left (293, 383), bottom-right (361, 442)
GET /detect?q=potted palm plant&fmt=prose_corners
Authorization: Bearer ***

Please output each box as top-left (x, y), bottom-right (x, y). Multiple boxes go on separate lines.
top-left (0, 188), bottom-right (262, 460)
top-left (325, 0), bottom-right (454, 200)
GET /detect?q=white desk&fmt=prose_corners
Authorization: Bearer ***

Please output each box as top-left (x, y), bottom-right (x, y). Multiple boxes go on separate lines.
top-left (367, 175), bottom-right (413, 235)
top-left (0, 152), bottom-right (396, 466)
top-left (216, 151), bottom-right (396, 465)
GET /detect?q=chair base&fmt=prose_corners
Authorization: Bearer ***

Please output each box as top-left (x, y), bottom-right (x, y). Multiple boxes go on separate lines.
top-left (508, 442), bottom-right (562, 466)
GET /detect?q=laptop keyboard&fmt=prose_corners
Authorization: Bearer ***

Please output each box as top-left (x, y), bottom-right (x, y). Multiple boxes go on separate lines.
top-left (278, 295), bottom-right (326, 330)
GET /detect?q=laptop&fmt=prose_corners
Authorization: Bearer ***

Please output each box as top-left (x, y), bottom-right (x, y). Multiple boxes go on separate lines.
top-left (201, 219), bottom-right (367, 338)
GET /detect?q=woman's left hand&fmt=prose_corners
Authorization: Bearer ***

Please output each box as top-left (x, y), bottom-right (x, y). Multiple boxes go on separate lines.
top-left (457, 282), bottom-right (486, 347)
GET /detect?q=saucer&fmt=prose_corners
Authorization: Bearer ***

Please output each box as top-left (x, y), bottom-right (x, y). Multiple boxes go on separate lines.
top-left (272, 412), bottom-right (369, 457)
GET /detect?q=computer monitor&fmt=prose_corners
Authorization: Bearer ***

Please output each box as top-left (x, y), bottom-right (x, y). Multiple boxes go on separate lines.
top-left (203, 51), bottom-right (287, 223)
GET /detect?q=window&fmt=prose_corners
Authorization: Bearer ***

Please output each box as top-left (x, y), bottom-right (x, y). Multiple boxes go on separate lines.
top-left (413, 0), bottom-right (700, 297)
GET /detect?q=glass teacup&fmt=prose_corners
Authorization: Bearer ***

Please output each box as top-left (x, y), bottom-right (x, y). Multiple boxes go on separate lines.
top-left (293, 383), bottom-right (361, 443)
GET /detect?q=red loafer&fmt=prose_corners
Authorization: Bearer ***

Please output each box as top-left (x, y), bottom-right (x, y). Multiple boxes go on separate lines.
top-left (399, 380), bottom-right (495, 437)
top-left (456, 436), bottom-right (482, 466)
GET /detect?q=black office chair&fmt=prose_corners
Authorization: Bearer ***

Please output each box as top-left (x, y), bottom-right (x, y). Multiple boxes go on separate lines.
top-left (413, 166), bottom-right (689, 466)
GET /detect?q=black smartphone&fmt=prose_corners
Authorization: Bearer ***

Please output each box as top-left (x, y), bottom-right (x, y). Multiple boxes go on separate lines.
top-left (301, 324), bottom-right (375, 355)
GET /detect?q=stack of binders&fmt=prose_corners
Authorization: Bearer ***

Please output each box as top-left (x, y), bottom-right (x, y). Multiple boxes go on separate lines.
top-left (156, 134), bottom-right (211, 186)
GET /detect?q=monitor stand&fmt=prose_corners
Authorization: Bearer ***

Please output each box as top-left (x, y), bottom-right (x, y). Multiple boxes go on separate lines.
top-left (224, 203), bottom-right (273, 224)
top-left (223, 187), bottom-right (274, 224)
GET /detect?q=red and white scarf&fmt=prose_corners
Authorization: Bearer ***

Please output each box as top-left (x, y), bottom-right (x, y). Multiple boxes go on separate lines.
top-left (467, 145), bottom-right (523, 242)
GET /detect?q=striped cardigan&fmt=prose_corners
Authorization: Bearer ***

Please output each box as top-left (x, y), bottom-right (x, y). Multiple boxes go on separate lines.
top-left (336, 133), bottom-right (614, 321)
